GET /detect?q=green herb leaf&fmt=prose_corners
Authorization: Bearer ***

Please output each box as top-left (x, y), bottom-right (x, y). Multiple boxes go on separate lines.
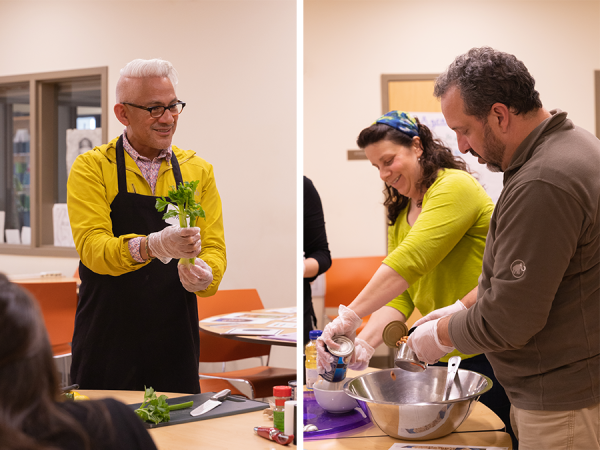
top-left (155, 181), bottom-right (205, 227)
top-left (134, 386), bottom-right (194, 425)
top-left (154, 180), bottom-right (206, 266)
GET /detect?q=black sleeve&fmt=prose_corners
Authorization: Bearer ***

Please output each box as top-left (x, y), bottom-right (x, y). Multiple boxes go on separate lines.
top-left (101, 398), bottom-right (159, 450)
top-left (303, 176), bottom-right (332, 282)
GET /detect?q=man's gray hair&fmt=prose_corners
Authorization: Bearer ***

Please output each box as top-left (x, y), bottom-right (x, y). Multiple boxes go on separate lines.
top-left (116, 58), bottom-right (179, 102)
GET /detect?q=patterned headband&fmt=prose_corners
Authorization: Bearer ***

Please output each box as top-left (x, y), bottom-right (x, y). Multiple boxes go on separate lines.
top-left (374, 111), bottom-right (419, 138)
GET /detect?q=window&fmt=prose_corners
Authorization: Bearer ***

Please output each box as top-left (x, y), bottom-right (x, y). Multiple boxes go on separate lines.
top-left (0, 67), bottom-right (107, 256)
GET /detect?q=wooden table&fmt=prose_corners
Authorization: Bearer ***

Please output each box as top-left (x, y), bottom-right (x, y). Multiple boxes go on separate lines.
top-left (81, 389), bottom-right (296, 449)
top-left (304, 368), bottom-right (513, 449)
top-left (199, 309), bottom-right (297, 347)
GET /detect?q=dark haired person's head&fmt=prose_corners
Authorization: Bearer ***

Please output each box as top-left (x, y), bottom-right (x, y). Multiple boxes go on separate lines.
top-left (434, 46), bottom-right (542, 121)
top-left (434, 47), bottom-right (544, 172)
top-left (0, 273), bottom-right (59, 415)
top-left (0, 274), bottom-right (98, 449)
top-left (357, 111), bottom-right (468, 224)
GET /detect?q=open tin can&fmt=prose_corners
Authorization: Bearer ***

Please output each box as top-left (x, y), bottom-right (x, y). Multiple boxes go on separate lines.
top-left (382, 321), bottom-right (427, 372)
top-left (320, 335), bottom-right (354, 382)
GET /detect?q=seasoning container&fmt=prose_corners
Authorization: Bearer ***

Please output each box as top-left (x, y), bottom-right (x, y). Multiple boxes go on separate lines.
top-left (288, 380), bottom-right (297, 400)
top-left (273, 385), bottom-right (292, 432)
top-left (383, 321), bottom-right (427, 372)
top-left (254, 427), bottom-right (294, 445)
top-left (284, 400), bottom-right (297, 445)
top-left (320, 335), bottom-right (354, 382)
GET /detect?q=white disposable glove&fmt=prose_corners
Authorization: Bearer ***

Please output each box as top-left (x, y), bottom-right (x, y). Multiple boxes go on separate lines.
top-left (316, 339), bottom-right (336, 375)
top-left (407, 319), bottom-right (454, 364)
top-left (316, 305), bottom-right (363, 375)
top-left (412, 300), bottom-right (466, 328)
top-left (348, 337), bottom-right (375, 371)
top-left (321, 305), bottom-right (363, 350)
top-left (148, 225), bottom-right (202, 264)
top-left (178, 258), bottom-right (213, 292)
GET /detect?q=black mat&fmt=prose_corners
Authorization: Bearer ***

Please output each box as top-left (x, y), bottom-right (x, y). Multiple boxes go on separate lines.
top-left (128, 392), bottom-right (269, 428)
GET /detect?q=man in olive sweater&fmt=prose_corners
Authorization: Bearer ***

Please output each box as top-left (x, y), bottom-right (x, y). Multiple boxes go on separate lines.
top-left (408, 47), bottom-right (599, 450)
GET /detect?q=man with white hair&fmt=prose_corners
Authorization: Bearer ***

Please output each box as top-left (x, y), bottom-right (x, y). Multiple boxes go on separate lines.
top-left (67, 58), bottom-right (226, 394)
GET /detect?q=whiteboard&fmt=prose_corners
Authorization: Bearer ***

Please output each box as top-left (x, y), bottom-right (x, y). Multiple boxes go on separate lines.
top-left (411, 111), bottom-right (504, 204)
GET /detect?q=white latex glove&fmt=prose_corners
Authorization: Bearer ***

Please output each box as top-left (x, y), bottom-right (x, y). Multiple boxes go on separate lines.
top-left (316, 338), bottom-right (336, 375)
top-left (412, 300), bottom-right (466, 328)
top-left (148, 225), bottom-right (202, 264)
top-left (321, 305), bottom-right (363, 350)
top-left (178, 258), bottom-right (213, 292)
top-left (407, 319), bottom-right (454, 364)
top-left (348, 337), bottom-right (375, 371)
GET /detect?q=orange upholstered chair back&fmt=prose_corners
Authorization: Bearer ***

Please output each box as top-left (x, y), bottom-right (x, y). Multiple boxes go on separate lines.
top-left (324, 256), bottom-right (385, 308)
top-left (197, 289), bottom-right (270, 363)
top-left (17, 279), bottom-right (79, 355)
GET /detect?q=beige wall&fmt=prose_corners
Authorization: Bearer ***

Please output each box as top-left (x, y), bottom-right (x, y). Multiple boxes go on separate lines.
top-left (0, 0), bottom-right (297, 314)
top-left (305, 0), bottom-right (600, 260)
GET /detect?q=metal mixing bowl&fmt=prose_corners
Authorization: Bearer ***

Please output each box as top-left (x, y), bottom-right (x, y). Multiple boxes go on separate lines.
top-left (343, 367), bottom-right (492, 440)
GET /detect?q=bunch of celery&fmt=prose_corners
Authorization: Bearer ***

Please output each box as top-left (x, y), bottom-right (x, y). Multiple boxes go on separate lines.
top-left (156, 180), bottom-right (205, 266)
top-left (134, 386), bottom-right (194, 425)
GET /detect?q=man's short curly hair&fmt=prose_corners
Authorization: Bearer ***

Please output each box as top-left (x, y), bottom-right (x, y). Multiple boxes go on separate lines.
top-left (434, 47), bottom-right (542, 120)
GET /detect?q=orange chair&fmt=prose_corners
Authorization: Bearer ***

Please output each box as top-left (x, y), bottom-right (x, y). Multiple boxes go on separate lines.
top-left (16, 278), bottom-right (78, 357)
top-left (324, 256), bottom-right (386, 334)
top-left (16, 278), bottom-right (78, 386)
top-left (197, 289), bottom-right (296, 399)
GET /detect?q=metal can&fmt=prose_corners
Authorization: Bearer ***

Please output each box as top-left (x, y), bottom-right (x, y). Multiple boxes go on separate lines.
top-left (320, 335), bottom-right (354, 382)
top-left (382, 321), bottom-right (408, 348)
top-left (382, 322), bottom-right (427, 372)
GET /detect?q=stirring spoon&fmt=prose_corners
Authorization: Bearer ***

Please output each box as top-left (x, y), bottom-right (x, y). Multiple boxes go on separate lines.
top-left (443, 356), bottom-right (461, 401)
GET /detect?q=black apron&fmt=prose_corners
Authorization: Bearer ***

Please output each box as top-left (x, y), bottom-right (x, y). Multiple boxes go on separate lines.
top-left (70, 136), bottom-right (200, 394)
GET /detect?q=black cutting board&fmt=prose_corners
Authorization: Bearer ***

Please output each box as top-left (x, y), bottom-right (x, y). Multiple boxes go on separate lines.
top-left (128, 392), bottom-right (269, 428)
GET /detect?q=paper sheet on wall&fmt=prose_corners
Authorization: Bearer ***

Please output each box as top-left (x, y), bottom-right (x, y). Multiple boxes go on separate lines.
top-left (410, 112), bottom-right (504, 204)
top-left (52, 204), bottom-right (75, 247)
top-left (66, 128), bottom-right (102, 177)
top-left (21, 226), bottom-right (31, 245)
top-left (5, 229), bottom-right (20, 244)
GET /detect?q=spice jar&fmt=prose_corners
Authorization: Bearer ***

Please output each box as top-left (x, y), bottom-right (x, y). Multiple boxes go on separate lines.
top-left (273, 385), bottom-right (292, 432)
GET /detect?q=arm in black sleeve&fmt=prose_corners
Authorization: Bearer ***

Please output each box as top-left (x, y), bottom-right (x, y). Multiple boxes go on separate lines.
top-left (304, 176), bottom-right (332, 282)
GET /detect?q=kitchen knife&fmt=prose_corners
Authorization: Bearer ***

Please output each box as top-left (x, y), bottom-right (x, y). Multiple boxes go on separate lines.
top-left (190, 389), bottom-right (231, 416)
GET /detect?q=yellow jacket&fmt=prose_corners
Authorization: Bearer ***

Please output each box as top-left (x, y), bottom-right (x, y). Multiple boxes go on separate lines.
top-left (67, 136), bottom-right (226, 297)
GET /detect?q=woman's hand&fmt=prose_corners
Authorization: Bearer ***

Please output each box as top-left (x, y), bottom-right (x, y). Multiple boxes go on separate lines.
top-left (348, 338), bottom-right (375, 371)
top-left (321, 305), bottom-right (362, 349)
top-left (316, 339), bottom-right (336, 374)
top-left (316, 305), bottom-right (362, 373)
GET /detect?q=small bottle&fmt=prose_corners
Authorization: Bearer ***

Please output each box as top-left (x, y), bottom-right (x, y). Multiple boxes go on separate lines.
top-left (305, 329), bottom-right (322, 389)
top-left (273, 385), bottom-right (292, 432)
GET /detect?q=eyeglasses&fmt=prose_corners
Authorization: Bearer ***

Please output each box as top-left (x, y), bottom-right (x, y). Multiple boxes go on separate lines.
top-left (122, 101), bottom-right (186, 118)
